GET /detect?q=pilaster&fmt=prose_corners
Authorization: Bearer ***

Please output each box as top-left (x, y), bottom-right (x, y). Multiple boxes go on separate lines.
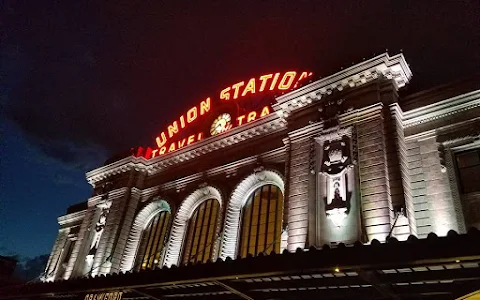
top-left (285, 123), bottom-right (322, 251)
top-left (109, 187), bottom-right (143, 273)
top-left (356, 105), bottom-right (394, 242)
top-left (389, 104), bottom-right (414, 239)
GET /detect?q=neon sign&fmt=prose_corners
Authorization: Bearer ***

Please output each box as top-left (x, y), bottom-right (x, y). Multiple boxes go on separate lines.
top-left (220, 71), bottom-right (312, 101)
top-left (145, 70), bottom-right (312, 159)
top-left (155, 98), bottom-right (211, 149)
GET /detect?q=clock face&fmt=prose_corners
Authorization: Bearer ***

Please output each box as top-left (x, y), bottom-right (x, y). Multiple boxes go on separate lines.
top-left (210, 113), bottom-right (233, 136)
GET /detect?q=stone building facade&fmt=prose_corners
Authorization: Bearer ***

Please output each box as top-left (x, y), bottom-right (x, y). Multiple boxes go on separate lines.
top-left (41, 53), bottom-right (480, 282)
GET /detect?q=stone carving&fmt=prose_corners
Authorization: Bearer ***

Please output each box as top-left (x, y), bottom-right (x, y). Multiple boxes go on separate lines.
top-left (85, 182), bottom-right (113, 275)
top-left (319, 135), bottom-right (353, 227)
top-left (321, 137), bottom-right (352, 175)
top-left (319, 98), bottom-right (347, 129)
top-left (89, 200), bottom-right (112, 254)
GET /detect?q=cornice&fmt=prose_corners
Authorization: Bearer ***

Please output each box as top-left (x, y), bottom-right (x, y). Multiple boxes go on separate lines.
top-left (86, 156), bottom-right (146, 186)
top-left (157, 146), bottom-right (286, 193)
top-left (273, 53), bottom-right (411, 120)
top-left (145, 113), bottom-right (286, 176)
top-left (58, 210), bottom-right (86, 226)
top-left (339, 102), bottom-right (384, 126)
top-left (85, 114), bottom-right (286, 185)
top-left (444, 136), bottom-right (480, 150)
top-left (132, 186), bottom-right (160, 201)
top-left (87, 187), bottom-right (129, 207)
top-left (314, 126), bottom-right (353, 142)
top-left (404, 129), bottom-right (437, 142)
top-left (401, 90), bottom-right (480, 128)
top-left (287, 121), bottom-right (323, 142)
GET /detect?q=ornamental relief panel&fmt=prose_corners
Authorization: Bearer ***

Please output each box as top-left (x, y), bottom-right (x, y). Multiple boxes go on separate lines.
top-left (319, 135), bottom-right (354, 227)
top-left (314, 126), bottom-right (361, 245)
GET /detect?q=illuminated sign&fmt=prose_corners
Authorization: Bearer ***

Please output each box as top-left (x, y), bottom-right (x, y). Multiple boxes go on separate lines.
top-left (144, 71), bottom-right (312, 159)
top-left (84, 291), bottom-right (123, 300)
top-left (220, 71), bottom-right (312, 101)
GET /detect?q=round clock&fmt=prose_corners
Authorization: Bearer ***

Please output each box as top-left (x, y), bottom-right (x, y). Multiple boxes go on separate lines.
top-left (210, 113), bottom-right (233, 136)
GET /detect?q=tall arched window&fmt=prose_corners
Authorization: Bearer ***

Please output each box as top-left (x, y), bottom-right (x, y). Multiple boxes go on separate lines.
top-left (239, 184), bottom-right (283, 258)
top-left (182, 199), bottom-right (220, 264)
top-left (136, 210), bottom-right (171, 270)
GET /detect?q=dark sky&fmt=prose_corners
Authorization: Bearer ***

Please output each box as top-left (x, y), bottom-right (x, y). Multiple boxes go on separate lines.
top-left (1, 1), bottom-right (479, 259)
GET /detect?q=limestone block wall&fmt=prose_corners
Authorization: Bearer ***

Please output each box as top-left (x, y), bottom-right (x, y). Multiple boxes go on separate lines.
top-left (418, 137), bottom-right (460, 236)
top-left (356, 106), bottom-right (394, 242)
top-left (286, 134), bottom-right (312, 251)
top-left (383, 109), bottom-right (410, 240)
top-left (405, 139), bottom-right (432, 238)
top-left (405, 136), bottom-right (465, 238)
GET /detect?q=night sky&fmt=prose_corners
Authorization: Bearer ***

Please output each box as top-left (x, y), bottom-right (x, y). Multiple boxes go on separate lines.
top-left (1, 1), bottom-right (479, 259)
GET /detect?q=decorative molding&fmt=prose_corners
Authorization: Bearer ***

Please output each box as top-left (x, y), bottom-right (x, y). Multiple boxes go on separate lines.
top-left (287, 122), bottom-right (323, 143)
top-left (86, 158), bottom-right (144, 186)
top-left (85, 117), bottom-right (286, 186)
top-left (273, 53), bottom-right (411, 121)
top-left (338, 103), bottom-right (384, 126)
top-left (58, 211), bottom-right (86, 226)
top-left (145, 114), bottom-right (286, 176)
top-left (314, 126), bottom-right (353, 143)
top-left (400, 90), bottom-right (480, 128)
top-left (119, 199), bottom-right (171, 272)
top-left (163, 186), bottom-right (223, 267)
top-left (219, 169), bottom-right (285, 260)
top-left (87, 187), bottom-right (129, 207)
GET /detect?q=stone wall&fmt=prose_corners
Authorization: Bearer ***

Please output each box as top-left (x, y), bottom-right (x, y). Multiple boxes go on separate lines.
top-left (356, 105), bottom-right (394, 242)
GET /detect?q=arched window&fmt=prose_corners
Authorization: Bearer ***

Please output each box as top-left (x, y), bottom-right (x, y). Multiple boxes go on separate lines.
top-left (136, 210), bottom-right (171, 270)
top-left (181, 199), bottom-right (220, 264)
top-left (239, 184), bottom-right (283, 258)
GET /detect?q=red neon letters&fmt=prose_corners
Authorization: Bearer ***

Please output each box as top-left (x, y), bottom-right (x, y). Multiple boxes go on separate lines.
top-left (156, 98), bottom-right (211, 148)
top-left (237, 106), bottom-right (270, 126)
top-left (220, 71), bottom-right (312, 101)
top-left (152, 132), bottom-right (204, 158)
top-left (152, 70), bottom-right (312, 159)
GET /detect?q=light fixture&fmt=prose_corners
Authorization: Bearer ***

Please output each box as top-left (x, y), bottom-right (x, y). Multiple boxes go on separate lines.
top-left (326, 207), bottom-right (348, 227)
top-left (334, 267), bottom-right (340, 273)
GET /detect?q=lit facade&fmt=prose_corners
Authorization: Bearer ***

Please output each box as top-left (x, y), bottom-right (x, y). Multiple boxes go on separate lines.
top-left (4, 53), bottom-right (479, 299)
